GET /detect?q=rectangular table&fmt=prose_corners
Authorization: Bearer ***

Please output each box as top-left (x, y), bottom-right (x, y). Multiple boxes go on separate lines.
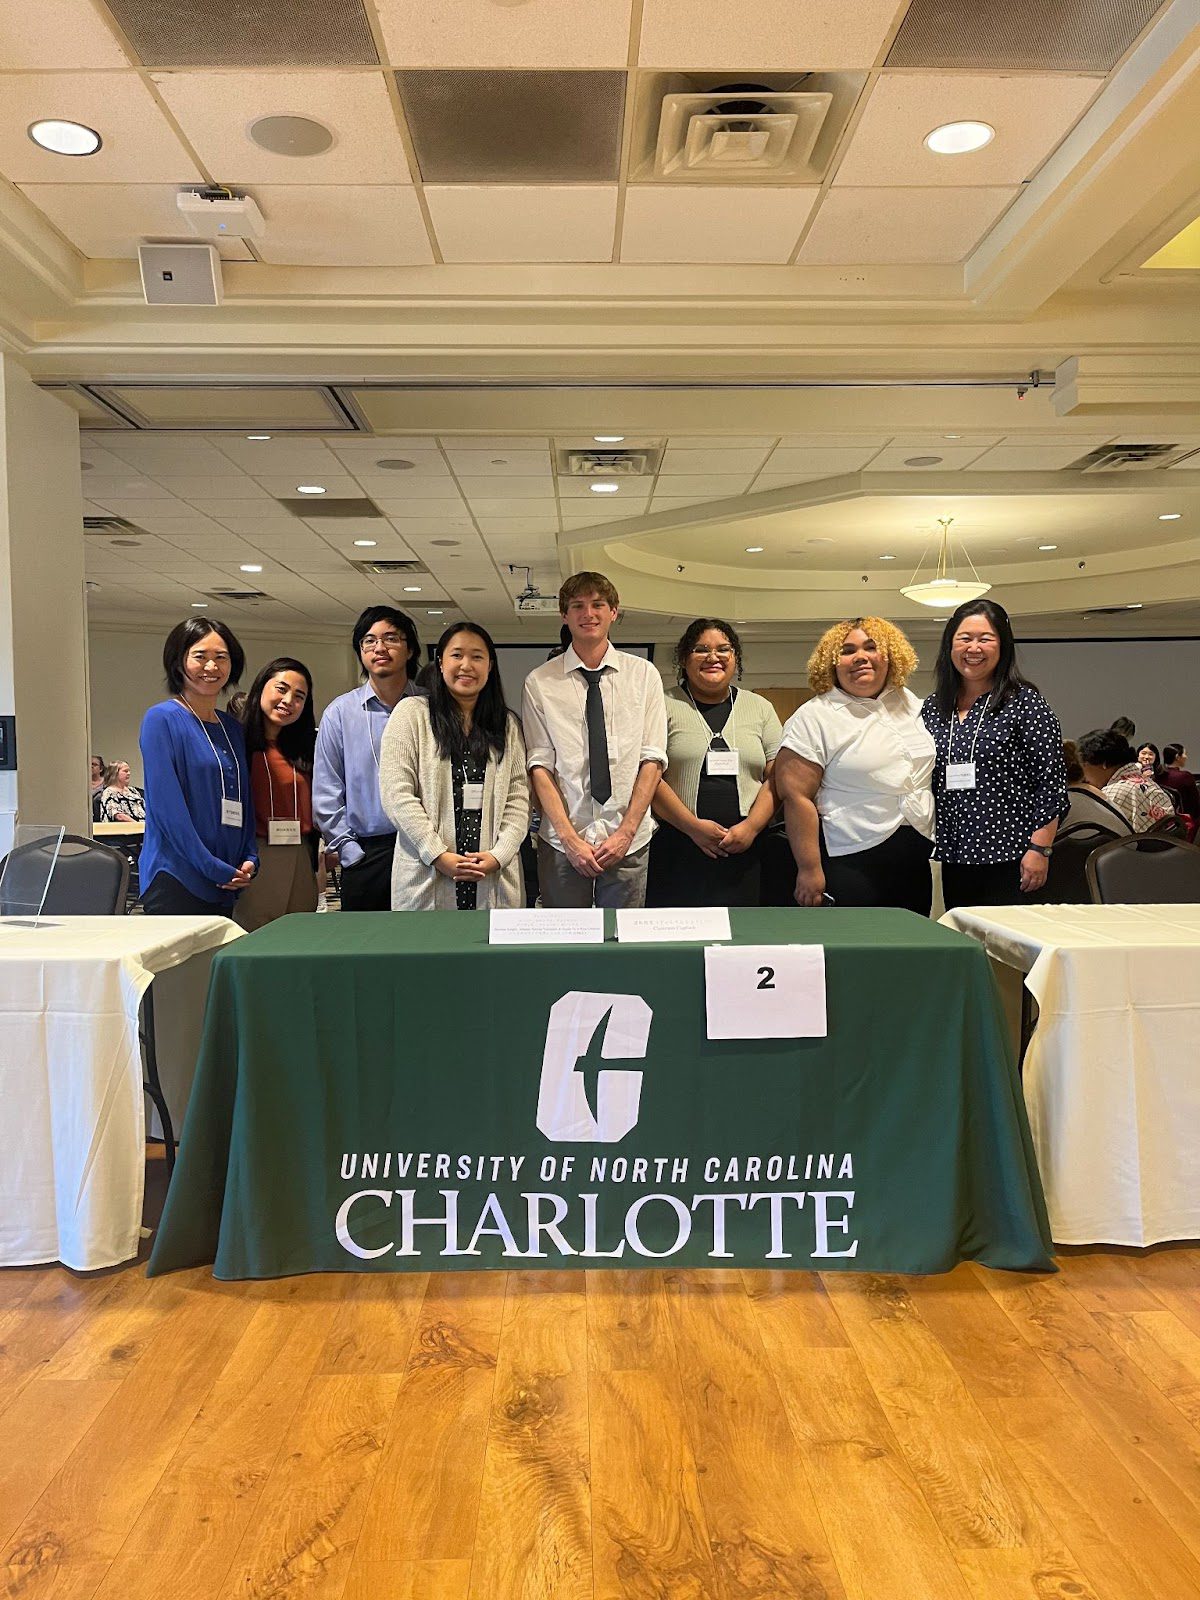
top-left (941, 904), bottom-right (1200, 1246)
top-left (149, 908), bottom-right (1052, 1279)
top-left (0, 915), bottom-right (244, 1270)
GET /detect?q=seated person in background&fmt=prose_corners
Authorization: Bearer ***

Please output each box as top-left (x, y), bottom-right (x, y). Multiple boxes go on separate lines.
top-left (1061, 737), bottom-right (1131, 834)
top-left (1159, 743), bottom-right (1200, 839)
top-left (98, 760), bottom-right (146, 824)
top-left (90, 753), bottom-right (105, 822)
top-left (1077, 727), bottom-right (1174, 834)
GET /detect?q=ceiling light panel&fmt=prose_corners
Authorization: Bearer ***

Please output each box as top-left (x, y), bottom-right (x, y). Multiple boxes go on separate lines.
top-left (248, 186), bottom-right (433, 267)
top-left (620, 186), bottom-right (818, 263)
top-left (797, 186), bottom-right (1016, 264)
top-left (638, 0), bottom-right (902, 68)
top-left (886, 0), bottom-right (1166, 71)
top-left (374, 0), bottom-right (633, 68)
top-left (0, 72), bottom-right (201, 183)
top-left (396, 69), bottom-right (626, 183)
top-left (833, 74), bottom-right (1100, 189)
top-left (425, 185), bottom-right (618, 263)
top-left (103, 0), bottom-right (378, 67)
top-left (151, 71), bottom-right (412, 185)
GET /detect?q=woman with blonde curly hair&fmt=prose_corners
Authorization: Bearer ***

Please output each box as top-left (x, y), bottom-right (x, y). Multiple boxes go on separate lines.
top-left (774, 616), bottom-right (935, 913)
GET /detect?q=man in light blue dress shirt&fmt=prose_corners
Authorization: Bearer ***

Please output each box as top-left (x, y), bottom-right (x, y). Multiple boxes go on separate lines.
top-left (313, 605), bottom-right (424, 911)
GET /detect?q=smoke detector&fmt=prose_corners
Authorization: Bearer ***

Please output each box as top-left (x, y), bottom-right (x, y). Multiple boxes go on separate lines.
top-left (655, 83), bottom-right (831, 178)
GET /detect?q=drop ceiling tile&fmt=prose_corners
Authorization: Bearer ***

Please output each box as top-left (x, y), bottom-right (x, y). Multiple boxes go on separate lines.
top-left (751, 473), bottom-right (826, 491)
top-left (248, 475), bottom-right (365, 499)
top-left (105, 444), bottom-right (249, 476)
top-left (104, 0), bottom-right (379, 68)
top-left (373, 500), bottom-right (471, 519)
top-left (78, 476), bottom-right (178, 501)
top-left (666, 436), bottom-right (779, 449)
top-left (867, 444), bottom-right (991, 470)
top-left (646, 495), bottom-right (728, 512)
top-left (621, 188), bottom-right (818, 264)
top-left (557, 480), bottom-right (650, 504)
top-left (650, 475), bottom-right (753, 498)
top-left (474, 516), bottom-right (560, 536)
top-left (834, 74), bottom-right (1100, 188)
top-left (964, 442), bottom-right (1104, 471)
top-left (797, 187), bottom-right (1016, 263)
top-left (463, 498), bottom-right (555, 518)
top-left (249, 186), bottom-right (434, 266)
top-left (457, 476), bottom-right (555, 501)
top-left (152, 70), bottom-right (413, 185)
top-left (398, 70), bottom-right (626, 184)
top-left (154, 476), bottom-right (272, 500)
top-left (443, 448), bottom-right (553, 474)
top-left (191, 498), bottom-right (300, 520)
top-left (638, 0), bottom-right (901, 68)
top-left (376, 0), bottom-right (633, 68)
top-left (776, 434), bottom-right (892, 448)
top-left (0, 73), bottom-right (201, 184)
top-left (659, 447), bottom-right (772, 475)
top-left (444, 436), bottom-right (551, 451)
top-left (425, 186), bottom-right (618, 263)
top-left (2, 1), bottom-right (129, 67)
top-left (349, 477), bottom-right (461, 502)
top-left (21, 184), bottom-right (254, 261)
top-left (766, 445), bottom-right (884, 474)
top-left (331, 447), bottom-right (450, 477)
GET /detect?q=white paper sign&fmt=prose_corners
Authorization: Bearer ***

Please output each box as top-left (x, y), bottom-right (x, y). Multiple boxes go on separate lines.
top-left (704, 944), bottom-right (827, 1039)
top-left (489, 908), bottom-right (605, 945)
top-left (615, 907), bottom-right (732, 944)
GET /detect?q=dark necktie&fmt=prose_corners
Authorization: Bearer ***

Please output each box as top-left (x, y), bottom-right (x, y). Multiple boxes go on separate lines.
top-left (580, 668), bottom-right (611, 804)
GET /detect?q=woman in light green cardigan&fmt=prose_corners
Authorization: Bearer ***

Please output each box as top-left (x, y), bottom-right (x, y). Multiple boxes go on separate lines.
top-left (646, 618), bottom-right (782, 907)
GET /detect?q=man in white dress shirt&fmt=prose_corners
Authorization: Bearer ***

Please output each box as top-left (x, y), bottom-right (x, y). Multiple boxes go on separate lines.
top-left (522, 572), bottom-right (667, 909)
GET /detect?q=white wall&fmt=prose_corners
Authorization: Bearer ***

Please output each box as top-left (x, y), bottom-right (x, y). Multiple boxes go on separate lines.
top-left (1019, 639), bottom-right (1200, 757)
top-left (88, 625), bottom-right (359, 783)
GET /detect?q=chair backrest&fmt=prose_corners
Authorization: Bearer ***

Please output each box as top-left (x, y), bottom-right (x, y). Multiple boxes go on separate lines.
top-left (1147, 811), bottom-right (1188, 840)
top-left (1036, 821), bottom-right (1122, 905)
top-left (0, 834), bottom-right (129, 916)
top-left (1086, 833), bottom-right (1200, 905)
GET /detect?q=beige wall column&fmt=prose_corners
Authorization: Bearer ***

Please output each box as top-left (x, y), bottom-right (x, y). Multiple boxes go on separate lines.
top-left (0, 359), bottom-right (87, 852)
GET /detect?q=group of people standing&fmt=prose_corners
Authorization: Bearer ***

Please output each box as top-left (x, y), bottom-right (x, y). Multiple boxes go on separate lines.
top-left (133, 570), bottom-right (1088, 926)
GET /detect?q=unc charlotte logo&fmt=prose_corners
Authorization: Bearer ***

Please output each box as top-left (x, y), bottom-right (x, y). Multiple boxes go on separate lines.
top-left (536, 991), bottom-right (651, 1144)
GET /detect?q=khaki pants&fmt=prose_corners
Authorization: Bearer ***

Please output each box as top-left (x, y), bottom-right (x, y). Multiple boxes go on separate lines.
top-left (537, 838), bottom-right (649, 910)
top-left (234, 842), bottom-right (318, 931)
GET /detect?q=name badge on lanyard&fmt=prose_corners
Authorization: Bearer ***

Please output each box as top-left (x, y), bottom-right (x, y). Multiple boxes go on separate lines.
top-left (268, 818), bottom-right (301, 845)
top-left (945, 762), bottom-right (976, 791)
top-left (221, 797), bottom-right (243, 828)
top-left (462, 781), bottom-right (484, 811)
top-left (706, 746), bottom-right (739, 776)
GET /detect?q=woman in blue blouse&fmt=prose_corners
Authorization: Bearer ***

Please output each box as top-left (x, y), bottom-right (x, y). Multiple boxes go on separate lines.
top-left (138, 617), bottom-right (258, 916)
top-left (922, 599), bottom-right (1067, 911)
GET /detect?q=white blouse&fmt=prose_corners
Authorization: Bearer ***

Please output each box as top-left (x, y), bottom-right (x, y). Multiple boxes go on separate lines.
top-left (779, 686), bottom-right (936, 857)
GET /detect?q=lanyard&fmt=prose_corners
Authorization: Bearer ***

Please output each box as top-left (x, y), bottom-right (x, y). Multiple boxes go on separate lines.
top-left (260, 751), bottom-right (299, 820)
top-left (176, 697), bottom-right (241, 810)
top-left (686, 684), bottom-right (737, 747)
top-left (948, 693), bottom-right (989, 767)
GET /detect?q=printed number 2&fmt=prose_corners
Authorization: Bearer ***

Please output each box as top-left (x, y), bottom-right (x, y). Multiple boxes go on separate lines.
top-left (756, 966), bottom-right (775, 990)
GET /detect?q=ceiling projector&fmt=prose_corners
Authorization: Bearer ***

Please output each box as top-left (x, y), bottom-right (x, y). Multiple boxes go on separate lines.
top-left (176, 188), bottom-right (265, 240)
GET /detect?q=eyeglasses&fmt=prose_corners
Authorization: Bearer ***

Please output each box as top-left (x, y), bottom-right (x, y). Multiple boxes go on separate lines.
top-left (690, 646), bottom-right (735, 660)
top-left (361, 633), bottom-right (406, 651)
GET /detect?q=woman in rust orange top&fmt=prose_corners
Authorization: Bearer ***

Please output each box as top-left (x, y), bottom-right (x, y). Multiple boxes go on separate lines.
top-left (234, 657), bottom-right (319, 930)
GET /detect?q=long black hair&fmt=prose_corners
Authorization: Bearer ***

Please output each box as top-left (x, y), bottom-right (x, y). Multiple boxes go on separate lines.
top-left (428, 623), bottom-right (512, 764)
top-left (240, 657), bottom-right (317, 774)
top-left (931, 598), bottom-right (1036, 719)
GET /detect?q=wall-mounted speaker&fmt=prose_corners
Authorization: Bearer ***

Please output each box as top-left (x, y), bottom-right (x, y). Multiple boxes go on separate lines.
top-left (137, 243), bottom-right (223, 306)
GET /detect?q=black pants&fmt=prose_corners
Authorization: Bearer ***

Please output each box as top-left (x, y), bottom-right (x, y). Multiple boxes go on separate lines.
top-left (339, 833), bottom-right (396, 912)
top-left (141, 871), bottom-right (231, 918)
top-left (822, 825), bottom-right (933, 915)
top-left (941, 859), bottom-right (1023, 912)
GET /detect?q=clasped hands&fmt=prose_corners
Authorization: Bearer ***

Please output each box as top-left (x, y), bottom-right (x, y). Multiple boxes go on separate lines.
top-left (434, 850), bottom-right (501, 882)
top-left (689, 818), bottom-right (757, 859)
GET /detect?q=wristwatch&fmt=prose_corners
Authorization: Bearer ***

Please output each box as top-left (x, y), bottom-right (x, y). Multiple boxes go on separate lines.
top-left (1027, 843), bottom-right (1053, 858)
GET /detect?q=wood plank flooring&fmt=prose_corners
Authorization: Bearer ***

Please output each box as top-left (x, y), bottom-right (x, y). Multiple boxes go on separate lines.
top-left (4, 1247), bottom-right (1200, 1600)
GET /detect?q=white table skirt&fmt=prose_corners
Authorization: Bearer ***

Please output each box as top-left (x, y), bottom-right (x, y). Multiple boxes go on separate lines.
top-left (0, 916), bottom-right (243, 1270)
top-left (941, 905), bottom-right (1200, 1247)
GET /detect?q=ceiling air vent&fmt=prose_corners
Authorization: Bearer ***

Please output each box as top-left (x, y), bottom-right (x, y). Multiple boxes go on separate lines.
top-left (558, 447), bottom-right (661, 477)
top-left (210, 589), bottom-right (267, 601)
top-left (655, 82), bottom-right (831, 179)
top-left (83, 515), bottom-right (143, 534)
top-left (1074, 442), bottom-right (1200, 473)
top-left (350, 559), bottom-right (427, 575)
top-left (277, 496), bottom-right (384, 518)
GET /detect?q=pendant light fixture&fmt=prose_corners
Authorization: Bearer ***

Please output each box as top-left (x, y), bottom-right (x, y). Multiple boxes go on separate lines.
top-left (900, 516), bottom-right (992, 608)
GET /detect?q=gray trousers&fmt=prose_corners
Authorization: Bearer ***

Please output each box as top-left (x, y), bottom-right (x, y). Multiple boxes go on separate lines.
top-left (537, 838), bottom-right (650, 910)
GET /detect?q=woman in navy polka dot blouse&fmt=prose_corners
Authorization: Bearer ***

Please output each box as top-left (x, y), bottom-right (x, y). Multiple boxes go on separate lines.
top-left (921, 599), bottom-right (1068, 911)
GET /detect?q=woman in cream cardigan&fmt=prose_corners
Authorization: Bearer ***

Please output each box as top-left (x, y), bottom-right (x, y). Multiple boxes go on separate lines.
top-left (647, 617), bottom-right (782, 907)
top-left (379, 623), bottom-right (529, 911)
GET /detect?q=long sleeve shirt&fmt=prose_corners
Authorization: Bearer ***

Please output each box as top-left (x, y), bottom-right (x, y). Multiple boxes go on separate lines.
top-left (921, 684), bottom-right (1068, 866)
top-left (138, 700), bottom-right (258, 907)
top-left (312, 680), bottom-right (423, 866)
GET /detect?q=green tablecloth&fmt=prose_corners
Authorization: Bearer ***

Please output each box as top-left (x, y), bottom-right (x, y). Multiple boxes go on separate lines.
top-left (148, 908), bottom-right (1053, 1279)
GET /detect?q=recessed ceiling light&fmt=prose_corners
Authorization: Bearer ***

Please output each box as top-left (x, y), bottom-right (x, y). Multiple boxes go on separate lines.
top-left (879, 554), bottom-right (897, 561)
top-left (943, 434), bottom-right (961, 440)
top-left (353, 539), bottom-right (377, 547)
top-left (924, 120), bottom-right (995, 156)
top-left (403, 585), bottom-right (421, 592)
top-left (462, 586), bottom-right (485, 592)
top-left (246, 434), bottom-right (271, 441)
top-left (28, 119), bottom-right (102, 157)
top-left (591, 482), bottom-right (620, 493)
top-left (191, 601), bottom-right (207, 608)
top-left (1159, 512), bottom-right (1182, 521)
top-left (296, 484), bottom-right (326, 494)
top-left (904, 455), bottom-right (943, 467)
top-left (248, 114), bottom-right (334, 157)
top-left (1126, 603), bottom-right (1143, 609)
top-left (1038, 544), bottom-right (1058, 551)
top-left (807, 537), bottom-right (833, 546)
top-left (430, 538), bottom-right (461, 547)
top-left (240, 563), bottom-right (263, 573)
top-left (745, 546), bottom-right (764, 553)
top-left (427, 609), bottom-right (444, 616)
top-left (594, 435), bottom-right (624, 444)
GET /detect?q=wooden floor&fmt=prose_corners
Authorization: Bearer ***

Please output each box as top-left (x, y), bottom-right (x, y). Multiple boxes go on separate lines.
top-left (4, 1245), bottom-right (1200, 1600)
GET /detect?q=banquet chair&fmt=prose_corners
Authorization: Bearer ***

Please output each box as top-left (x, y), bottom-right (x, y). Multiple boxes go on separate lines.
top-left (1036, 821), bottom-right (1122, 904)
top-left (0, 833), bottom-right (128, 916)
top-left (1147, 811), bottom-right (1189, 840)
top-left (1086, 833), bottom-right (1200, 904)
